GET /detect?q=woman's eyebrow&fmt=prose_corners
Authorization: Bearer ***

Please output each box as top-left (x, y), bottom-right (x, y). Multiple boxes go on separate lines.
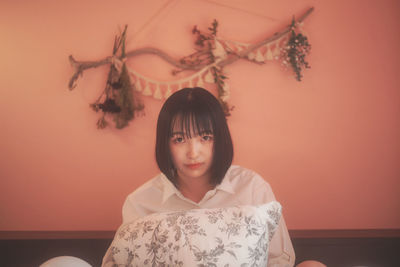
top-left (198, 130), bottom-right (214, 135)
top-left (170, 129), bottom-right (213, 137)
top-left (170, 131), bottom-right (185, 136)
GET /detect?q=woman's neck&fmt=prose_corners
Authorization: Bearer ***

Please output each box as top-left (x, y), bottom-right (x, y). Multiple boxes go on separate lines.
top-left (178, 177), bottom-right (214, 203)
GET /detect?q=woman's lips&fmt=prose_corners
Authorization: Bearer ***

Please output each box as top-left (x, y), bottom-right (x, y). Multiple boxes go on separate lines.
top-left (185, 163), bottom-right (203, 169)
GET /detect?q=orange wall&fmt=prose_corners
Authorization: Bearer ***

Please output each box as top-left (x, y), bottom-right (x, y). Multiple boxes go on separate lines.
top-left (1, 0), bottom-right (399, 231)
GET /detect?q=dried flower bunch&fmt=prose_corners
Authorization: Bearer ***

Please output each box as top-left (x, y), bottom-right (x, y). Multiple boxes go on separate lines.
top-left (185, 20), bottom-right (232, 115)
top-left (280, 18), bottom-right (311, 81)
top-left (90, 26), bottom-right (143, 129)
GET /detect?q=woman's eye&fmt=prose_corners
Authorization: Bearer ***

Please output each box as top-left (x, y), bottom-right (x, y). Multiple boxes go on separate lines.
top-left (202, 135), bottom-right (213, 141)
top-left (173, 136), bottom-right (184, 143)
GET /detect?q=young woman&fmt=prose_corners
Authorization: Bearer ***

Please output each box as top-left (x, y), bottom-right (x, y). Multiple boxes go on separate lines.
top-left (121, 87), bottom-right (295, 266)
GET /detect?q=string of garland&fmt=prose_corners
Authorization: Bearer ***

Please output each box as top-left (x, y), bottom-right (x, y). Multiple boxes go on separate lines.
top-left (68, 7), bottom-right (313, 129)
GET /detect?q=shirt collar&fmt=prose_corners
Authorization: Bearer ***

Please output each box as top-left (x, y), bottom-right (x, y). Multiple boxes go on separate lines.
top-left (160, 169), bottom-right (236, 203)
top-left (160, 174), bottom-right (181, 204)
top-left (215, 172), bottom-right (235, 194)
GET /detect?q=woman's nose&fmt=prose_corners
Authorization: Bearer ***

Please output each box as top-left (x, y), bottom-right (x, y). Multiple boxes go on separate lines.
top-left (187, 139), bottom-right (200, 158)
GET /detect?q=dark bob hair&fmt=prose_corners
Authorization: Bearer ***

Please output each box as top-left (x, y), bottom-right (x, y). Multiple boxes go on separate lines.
top-left (155, 87), bottom-right (233, 186)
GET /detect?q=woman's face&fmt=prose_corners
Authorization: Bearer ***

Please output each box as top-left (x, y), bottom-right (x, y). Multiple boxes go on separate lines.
top-left (169, 119), bottom-right (214, 185)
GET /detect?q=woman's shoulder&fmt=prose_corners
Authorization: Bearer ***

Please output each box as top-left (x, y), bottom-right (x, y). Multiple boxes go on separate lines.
top-left (125, 173), bottom-right (166, 200)
top-left (225, 165), bottom-right (271, 187)
top-left (225, 165), bottom-right (276, 203)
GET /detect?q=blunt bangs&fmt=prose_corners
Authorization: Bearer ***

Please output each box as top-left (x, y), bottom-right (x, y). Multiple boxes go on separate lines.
top-left (169, 110), bottom-right (214, 138)
top-left (156, 87), bottom-right (233, 186)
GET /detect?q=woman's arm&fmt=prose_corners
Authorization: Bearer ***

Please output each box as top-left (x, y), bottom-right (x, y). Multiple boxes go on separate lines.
top-left (268, 216), bottom-right (295, 267)
top-left (252, 175), bottom-right (295, 267)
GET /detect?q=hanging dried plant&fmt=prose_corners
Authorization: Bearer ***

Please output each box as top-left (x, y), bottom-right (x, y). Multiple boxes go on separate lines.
top-left (210, 66), bottom-right (233, 116)
top-left (178, 19), bottom-right (219, 69)
top-left (185, 20), bottom-right (232, 115)
top-left (280, 18), bottom-right (311, 81)
top-left (90, 26), bottom-right (143, 129)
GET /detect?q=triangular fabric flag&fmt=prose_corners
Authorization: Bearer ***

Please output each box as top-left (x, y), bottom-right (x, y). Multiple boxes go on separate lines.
top-left (129, 73), bottom-right (137, 84)
top-left (220, 82), bottom-right (230, 101)
top-left (126, 66), bottom-right (136, 78)
top-left (236, 45), bottom-right (245, 53)
top-left (153, 84), bottom-right (162, 100)
top-left (197, 76), bottom-right (205, 87)
top-left (273, 44), bottom-right (281, 60)
top-left (112, 57), bottom-right (123, 72)
top-left (142, 81), bottom-right (152, 96)
top-left (135, 79), bottom-right (142, 92)
top-left (255, 49), bottom-right (265, 62)
top-left (165, 85), bottom-right (172, 99)
top-left (247, 52), bottom-right (255, 60)
top-left (204, 70), bottom-right (214, 83)
top-left (265, 46), bottom-right (274, 61)
top-left (223, 82), bottom-right (230, 90)
top-left (212, 39), bottom-right (227, 60)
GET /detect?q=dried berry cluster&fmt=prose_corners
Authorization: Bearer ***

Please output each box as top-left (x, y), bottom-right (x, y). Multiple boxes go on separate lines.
top-left (281, 19), bottom-right (311, 81)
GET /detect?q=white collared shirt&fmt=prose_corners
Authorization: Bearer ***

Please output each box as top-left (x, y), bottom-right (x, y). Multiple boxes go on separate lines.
top-left (122, 165), bottom-right (295, 267)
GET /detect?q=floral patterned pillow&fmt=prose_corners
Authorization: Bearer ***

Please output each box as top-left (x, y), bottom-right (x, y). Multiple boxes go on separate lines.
top-left (102, 201), bottom-right (281, 267)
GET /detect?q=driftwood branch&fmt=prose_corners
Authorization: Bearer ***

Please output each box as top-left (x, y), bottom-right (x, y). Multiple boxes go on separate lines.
top-left (219, 6), bottom-right (314, 67)
top-left (68, 55), bottom-right (112, 89)
top-left (68, 7), bottom-right (314, 90)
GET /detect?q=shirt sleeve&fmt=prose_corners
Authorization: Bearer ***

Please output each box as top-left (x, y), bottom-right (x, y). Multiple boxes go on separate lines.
top-left (122, 194), bottom-right (140, 223)
top-left (252, 176), bottom-right (296, 267)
